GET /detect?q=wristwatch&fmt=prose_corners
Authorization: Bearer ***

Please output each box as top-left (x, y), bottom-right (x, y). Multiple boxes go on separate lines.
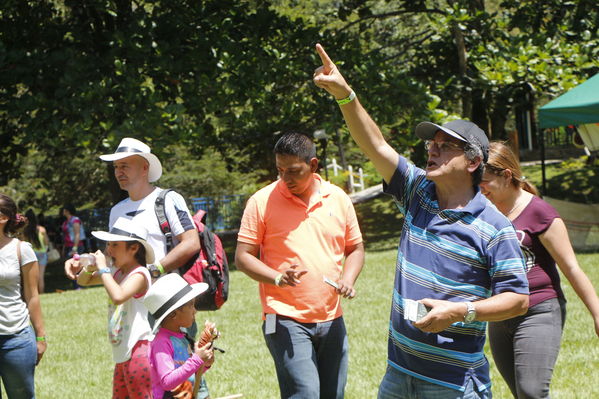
top-left (464, 302), bottom-right (477, 323)
top-left (147, 263), bottom-right (162, 279)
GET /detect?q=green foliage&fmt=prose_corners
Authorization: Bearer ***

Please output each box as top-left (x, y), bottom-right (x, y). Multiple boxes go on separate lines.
top-left (330, 0), bottom-right (598, 139)
top-left (1, 0), bottom-right (433, 210)
top-left (328, 169), bottom-right (351, 189)
top-left (2, 0), bottom-right (598, 213)
top-left (0, 146), bottom-right (111, 214)
top-left (160, 145), bottom-right (267, 198)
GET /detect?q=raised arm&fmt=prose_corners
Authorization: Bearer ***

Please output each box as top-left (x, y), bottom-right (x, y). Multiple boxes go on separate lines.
top-left (313, 43), bottom-right (399, 183)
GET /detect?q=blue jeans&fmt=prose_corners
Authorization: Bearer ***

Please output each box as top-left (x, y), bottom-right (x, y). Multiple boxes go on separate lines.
top-left (263, 315), bottom-right (348, 399)
top-left (0, 326), bottom-right (37, 399)
top-left (378, 365), bottom-right (491, 399)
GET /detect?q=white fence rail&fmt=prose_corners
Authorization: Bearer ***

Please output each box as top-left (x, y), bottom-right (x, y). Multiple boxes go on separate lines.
top-left (326, 158), bottom-right (367, 193)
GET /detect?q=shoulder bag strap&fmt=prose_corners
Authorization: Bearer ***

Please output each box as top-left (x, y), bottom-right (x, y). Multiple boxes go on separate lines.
top-left (16, 239), bottom-right (22, 266)
top-left (16, 240), bottom-right (26, 301)
top-left (155, 188), bottom-right (174, 253)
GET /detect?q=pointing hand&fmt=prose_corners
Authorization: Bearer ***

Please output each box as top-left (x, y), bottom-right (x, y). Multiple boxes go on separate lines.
top-left (313, 43), bottom-right (352, 100)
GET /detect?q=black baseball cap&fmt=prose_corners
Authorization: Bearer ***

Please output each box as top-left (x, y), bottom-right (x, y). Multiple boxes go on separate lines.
top-left (415, 120), bottom-right (489, 162)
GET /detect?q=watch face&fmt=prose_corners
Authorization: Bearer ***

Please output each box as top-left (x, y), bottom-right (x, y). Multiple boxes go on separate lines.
top-left (465, 311), bottom-right (476, 323)
top-left (148, 265), bottom-right (160, 278)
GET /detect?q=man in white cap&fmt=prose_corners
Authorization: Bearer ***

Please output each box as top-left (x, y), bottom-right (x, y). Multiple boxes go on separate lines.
top-left (313, 44), bottom-right (529, 398)
top-left (65, 137), bottom-right (200, 280)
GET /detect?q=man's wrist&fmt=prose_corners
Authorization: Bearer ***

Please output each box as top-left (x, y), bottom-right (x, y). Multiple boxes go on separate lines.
top-left (336, 90), bottom-right (356, 106)
top-left (274, 273), bottom-right (283, 287)
top-left (148, 261), bottom-right (165, 278)
top-left (463, 302), bottom-right (477, 323)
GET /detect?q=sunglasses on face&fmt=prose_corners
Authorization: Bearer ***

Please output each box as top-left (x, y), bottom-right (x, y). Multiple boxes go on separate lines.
top-left (424, 140), bottom-right (465, 153)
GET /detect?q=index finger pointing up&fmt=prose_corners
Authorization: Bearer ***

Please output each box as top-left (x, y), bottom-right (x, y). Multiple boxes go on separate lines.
top-left (315, 43), bottom-right (334, 72)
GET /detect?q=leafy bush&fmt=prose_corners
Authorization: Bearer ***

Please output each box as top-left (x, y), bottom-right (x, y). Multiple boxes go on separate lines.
top-left (160, 145), bottom-right (267, 199)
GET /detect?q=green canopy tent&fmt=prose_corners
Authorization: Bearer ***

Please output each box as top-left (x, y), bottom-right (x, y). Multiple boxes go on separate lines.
top-left (537, 73), bottom-right (599, 192)
top-left (539, 73), bottom-right (599, 129)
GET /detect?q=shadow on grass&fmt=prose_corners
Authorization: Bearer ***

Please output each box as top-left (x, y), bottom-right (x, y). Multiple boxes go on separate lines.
top-left (354, 195), bottom-right (403, 253)
top-left (543, 167), bottom-right (599, 203)
top-left (522, 159), bottom-right (599, 203)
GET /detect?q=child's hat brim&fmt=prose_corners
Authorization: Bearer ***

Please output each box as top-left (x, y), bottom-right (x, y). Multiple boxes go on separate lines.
top-left (143, 275), bottom-right (209, 333)
top-left (91, 230), bottom-right (155, 264)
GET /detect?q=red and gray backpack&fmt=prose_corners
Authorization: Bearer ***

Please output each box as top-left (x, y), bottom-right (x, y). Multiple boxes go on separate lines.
top-left (155, 189), bottom-right (229, 310)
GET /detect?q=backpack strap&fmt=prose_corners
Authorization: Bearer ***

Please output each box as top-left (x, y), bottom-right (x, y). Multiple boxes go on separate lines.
top-left (155, 189), bottom-right (175, 253)
top-left (200, 227), bottom-right (218, 267)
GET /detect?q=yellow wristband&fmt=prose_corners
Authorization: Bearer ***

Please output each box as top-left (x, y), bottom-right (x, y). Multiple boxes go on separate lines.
top-left (155, 260), bottom-right (165, 274)
top-left (336, 90), bottom-right (356, 105)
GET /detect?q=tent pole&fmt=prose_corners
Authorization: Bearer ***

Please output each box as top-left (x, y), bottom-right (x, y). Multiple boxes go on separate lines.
top-left (540, 128), bottom-right (547, 196)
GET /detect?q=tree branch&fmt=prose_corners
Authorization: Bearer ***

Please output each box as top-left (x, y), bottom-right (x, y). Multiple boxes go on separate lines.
top-left (338, 8), bottom-right (446, 33)
top-left (380, 31), bottom-right (437, 63)
top-left (365, 29), bottom-right (433, 57)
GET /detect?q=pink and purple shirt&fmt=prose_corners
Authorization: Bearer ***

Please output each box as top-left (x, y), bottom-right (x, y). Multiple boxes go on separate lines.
top-left (150, 327), bottom-right (205, 399)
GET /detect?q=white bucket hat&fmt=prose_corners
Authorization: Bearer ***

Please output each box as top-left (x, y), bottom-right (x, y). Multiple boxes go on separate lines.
top-left (143, 274), bottom-right (209, 332)
top-left (91, 217), bottom-right (155, 264)
top-left (99, 137), bottom-right (163, 182)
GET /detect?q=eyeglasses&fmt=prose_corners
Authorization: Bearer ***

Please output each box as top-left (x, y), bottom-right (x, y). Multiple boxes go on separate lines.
top-left (424, 140), bottom-right (465, 153)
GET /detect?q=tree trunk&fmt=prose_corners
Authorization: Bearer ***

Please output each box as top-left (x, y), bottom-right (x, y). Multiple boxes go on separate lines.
top-left (452, 24), bottom-right (471, 119)
top-left (490, 94), bottom-right (510, 140)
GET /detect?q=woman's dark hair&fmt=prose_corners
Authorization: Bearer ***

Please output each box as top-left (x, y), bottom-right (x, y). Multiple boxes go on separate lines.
top-left (274, 132), bottom-right (316, 163)
top-left (126, 241), bottom-right (147, 266)
top-left (23, 209), bottom-right (41, 248)
top-left (0, 194), bottom-right (28, 236)
top-left (63, 204), bottom-right (77, 215)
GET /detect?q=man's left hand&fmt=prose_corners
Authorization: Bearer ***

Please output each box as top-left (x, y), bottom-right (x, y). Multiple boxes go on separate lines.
top-left (335, 277), bottom-right (356, 299)
top-left (413, 298), bottom-right (466, 333)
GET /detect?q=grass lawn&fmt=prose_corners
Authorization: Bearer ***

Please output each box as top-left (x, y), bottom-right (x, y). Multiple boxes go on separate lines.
top-left (5, 247), bottom-right (598, 398)
top-left (6, 186), bottom-right (598, 398)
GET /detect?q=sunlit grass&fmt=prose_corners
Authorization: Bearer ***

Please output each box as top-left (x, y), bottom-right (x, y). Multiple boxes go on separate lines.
top-left (5, 249), bottom-right (597, 398)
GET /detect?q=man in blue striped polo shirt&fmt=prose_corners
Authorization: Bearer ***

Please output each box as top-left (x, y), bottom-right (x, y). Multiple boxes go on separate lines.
top-left (314, 44), bottom-right (529, 398)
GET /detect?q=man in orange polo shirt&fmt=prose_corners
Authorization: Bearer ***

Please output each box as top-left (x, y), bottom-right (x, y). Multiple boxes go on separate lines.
top-left (236, 132), bottom-right (365, 399)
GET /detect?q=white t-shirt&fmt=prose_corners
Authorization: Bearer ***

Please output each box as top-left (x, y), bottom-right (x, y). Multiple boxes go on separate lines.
top-left (0, 239), bottom-right (37, 334)
top-left (108, 266), bottom-right (153, 363)
top-left (108, 188), bottom-right (195, 262)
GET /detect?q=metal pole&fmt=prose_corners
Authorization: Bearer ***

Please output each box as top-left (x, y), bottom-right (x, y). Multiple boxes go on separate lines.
top-left (540, 128), bottom-right (547, 196)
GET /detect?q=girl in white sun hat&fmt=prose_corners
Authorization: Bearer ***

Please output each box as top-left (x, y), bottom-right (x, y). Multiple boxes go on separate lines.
top-left (143, 273), bottom-right (216, 399)
top-left (76, 217), bottom-right (154, 399)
